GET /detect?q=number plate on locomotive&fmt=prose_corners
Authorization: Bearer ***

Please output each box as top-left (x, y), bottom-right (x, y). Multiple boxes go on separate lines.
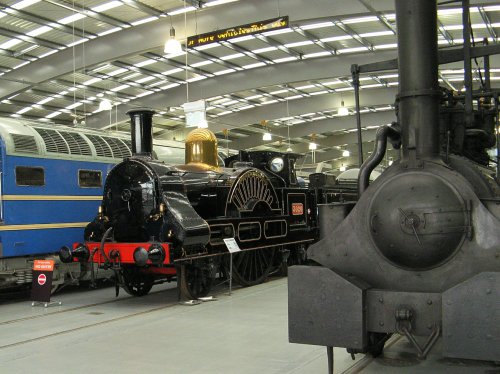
top-left (292, 203), bottom-right (304, 215)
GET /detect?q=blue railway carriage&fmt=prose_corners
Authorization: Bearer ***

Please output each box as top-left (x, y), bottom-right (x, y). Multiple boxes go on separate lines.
top-left (0, 117), bottom-right (184, 291)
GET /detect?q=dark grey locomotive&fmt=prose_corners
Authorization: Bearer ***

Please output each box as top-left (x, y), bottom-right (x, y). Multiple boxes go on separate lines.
top-left (289, 0), bottom-right (500, 368)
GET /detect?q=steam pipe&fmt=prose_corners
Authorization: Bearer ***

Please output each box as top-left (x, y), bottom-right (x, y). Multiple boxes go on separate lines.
top-left (358, 125), bottom-right (401, 196)
top-left (127, 108), bottom-right (156, 156)
top-left (396, 0), bottom-right (440, 160)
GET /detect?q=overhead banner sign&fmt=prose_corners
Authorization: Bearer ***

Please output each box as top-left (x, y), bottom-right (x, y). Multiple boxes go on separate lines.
top-left (187, 16), bottom-right (289, 48)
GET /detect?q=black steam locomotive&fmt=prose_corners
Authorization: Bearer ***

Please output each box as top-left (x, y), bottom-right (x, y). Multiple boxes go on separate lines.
top-left (289, 0), bottom-right (499, 369)
top-left (61, 109), bottom-right (318, 299)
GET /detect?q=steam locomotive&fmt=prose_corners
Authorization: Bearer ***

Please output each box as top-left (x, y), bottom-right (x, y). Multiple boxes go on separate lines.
top-left (61, 109), bottom-right (319, 299)
top-left (289, 0), bottom-right (500, 369)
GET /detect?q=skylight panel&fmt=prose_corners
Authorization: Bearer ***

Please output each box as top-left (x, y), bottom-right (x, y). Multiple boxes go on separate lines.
top-left (359, 30), bottom-right (394, 38)
top-left (136, 76), bottom-right (155, 83)
top-left (98, 27), bottom-right (122, 36)
top-left (303, 51), bottom-right (332, 59)
top-left (301, 21), bottom-right (334, 30)
top-left (262, 28), bottom-right (293, 36)
top-left (205, 0), bottom-right (238, 6)
top-left (12, 0), bottom-right (40, 10)
top-left (59, 13), bottom-right (86, 25)
top-left (186, 76), bottom-right (207, 82)
top-left (83, 77), bottom-right (103, 85)
top-left (320, 35), bottom-right (353, 43)
top-left (111, 84), bottom-right (130, 92)
top-left (0, 39), bottom-right (22, 50)
top-left (252, 46), bottom-right (278, 54)
top-left (242, 62), bottom-right (266, 69)
top-left (194, 43), bottom-right (220, 51)
top-left (342, 16), bottom-right (378, 24)
top-left (374, 43), bottom-right (397, 50)
top-left (191, 60), bottom-right (214, 67)
top-left (131, 16), bottom-right (159, 26)
top-left (37, 97), bottom-right (54, 105)
top-left (162, 68), bottom-right (184, 75)
top-left (17, 107), bottom-right (32, 114)
top-left (45, 111), bottom-right (61, 118)
top-left (230, 35), bottom-right (255, 43)
top-left (135, 59), bottom-right (156, 67)
top-left (284, 40), bottom-right (314, 48)
top-left (66, 102), bottom-right (82, 109)
top-left (273, 56), bottom-right (298, 63)
top-left (27, 26), bottom-right (53, 37)
top-left (107, 68), bottom-right (128, 76)
top-left (91, 1), bottom-right (122, 12)
top-left (159, 83), bottom-right (180, 90)
top-left (221, 53), bottom-right (245, 60)
top-left (168, 6), bottom-right (196, 15)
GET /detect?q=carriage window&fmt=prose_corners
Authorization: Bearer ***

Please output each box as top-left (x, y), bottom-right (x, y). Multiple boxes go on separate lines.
top-left (16, 166), bottom-right (45, 186)
top-left (79, 170), bottom-right (102, 188)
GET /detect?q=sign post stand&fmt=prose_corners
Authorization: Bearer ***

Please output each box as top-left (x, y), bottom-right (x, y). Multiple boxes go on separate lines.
top-left (223, 238), bottom-right (241, 296)
top-left (31, 260), bottom-right (62, 308)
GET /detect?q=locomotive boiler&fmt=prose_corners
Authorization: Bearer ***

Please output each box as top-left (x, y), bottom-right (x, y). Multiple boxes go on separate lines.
top-left (289, 0), bottom-right (500, 368)
top-left (61, 109), bottom-right (318, 299)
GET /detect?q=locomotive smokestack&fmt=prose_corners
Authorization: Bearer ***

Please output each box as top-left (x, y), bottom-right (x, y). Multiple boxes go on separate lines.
top-left (396, 0), bottom-right (440, 160)
top-left (127, 108), bottom-right (155, 156)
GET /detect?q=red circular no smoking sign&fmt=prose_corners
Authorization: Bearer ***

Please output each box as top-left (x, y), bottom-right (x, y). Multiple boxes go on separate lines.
top-left (38, 273), bottom-right (47, 286)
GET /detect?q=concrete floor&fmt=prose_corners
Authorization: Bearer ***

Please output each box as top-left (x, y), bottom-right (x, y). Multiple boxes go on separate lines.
top-left (0, 278), bottom-right (498, 374)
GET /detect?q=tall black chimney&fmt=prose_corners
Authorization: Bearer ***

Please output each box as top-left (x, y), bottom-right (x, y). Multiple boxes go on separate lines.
top-left (396, 0), bottom-right (440, 160)
top-left (126, 108), bottom-right (155, 156)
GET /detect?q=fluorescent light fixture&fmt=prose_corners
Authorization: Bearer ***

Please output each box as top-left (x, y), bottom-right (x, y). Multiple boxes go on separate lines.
top-left (186, 76), bottom-right (207, 83)
top-left (98, 99), bottom-right (112, 111)
top-left (216, 111), bottom-right (232, 116)
top-left (135, 91), bottom-right (154, 98)
top-left (309, 142), bottom-right (317, 150)
top-left (91, 1), bottom-right (122, 12)
top-left (262, 28), bottom-right (293, 36)
top-left (230, 35), bottom-right (254, 43)
top-left (359, 30), bottom-right (394, 38)
top-left (59, 13), bottom-right (86, 25)
top-left (320, 35), bottom-right (353, 43)
top-left (374, 43), bottom-right (398, 50)
top-left (246, 94), bottom-right (263, 100)
top-left (342, 150), bottom-right (350, 157)
top-left (338, 46), bottom-right (369, 54)
top-left (194, 43), bottom-right (220, 51)
top-left (12, 0), bottom-right (40, 10)
top-left (262, 132), bottom-right (272, 141)
top-left (339, 165), bottom-right (346, 172)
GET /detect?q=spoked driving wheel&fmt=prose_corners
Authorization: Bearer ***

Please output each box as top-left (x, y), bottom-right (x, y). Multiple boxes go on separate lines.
top-left (121, 268), bottom-right (154, 296)
top-left (179, 261), bottom-right (214, 300)
top-left (230, 247), bottom-right (276, 287)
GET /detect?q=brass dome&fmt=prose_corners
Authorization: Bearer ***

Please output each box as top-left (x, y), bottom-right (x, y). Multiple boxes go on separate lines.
top-left (184, 128), bottom-right (219, 170)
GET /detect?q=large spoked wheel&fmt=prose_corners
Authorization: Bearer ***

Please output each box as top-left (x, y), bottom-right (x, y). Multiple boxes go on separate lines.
top-left (121, 268), bottom-right (154, 297)
top-left (179, 261), bottom-right (213, 300)
top-left (230, 247), bottom-right (276, 287)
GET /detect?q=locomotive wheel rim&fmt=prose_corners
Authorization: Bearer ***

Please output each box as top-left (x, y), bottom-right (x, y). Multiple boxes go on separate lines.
top-left (179, 263), bottom-right (213, 300)
top-left (229, 247), bottom-right (276, 287)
